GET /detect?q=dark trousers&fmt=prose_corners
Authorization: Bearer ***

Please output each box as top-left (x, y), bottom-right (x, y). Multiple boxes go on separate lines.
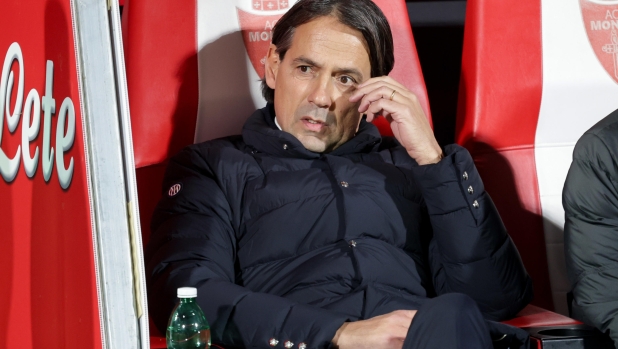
top-left (403, 293), bottom-right (493, 349)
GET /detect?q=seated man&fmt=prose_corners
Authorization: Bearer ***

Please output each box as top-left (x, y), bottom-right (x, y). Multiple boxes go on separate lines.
top-left (564, 110), bottom-right (618, 348)
top-left (146, 0), bottom-right (533, 348)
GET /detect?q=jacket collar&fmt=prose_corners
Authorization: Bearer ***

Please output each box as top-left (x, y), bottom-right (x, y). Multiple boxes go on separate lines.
top-left (242, 104), bottom-right (382, 159)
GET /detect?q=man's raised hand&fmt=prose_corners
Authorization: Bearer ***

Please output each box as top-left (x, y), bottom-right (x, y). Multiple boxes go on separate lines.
top-left (331, 310), bottom-right (417, 349)
top-left (349, 76), bottom-right (442, 165)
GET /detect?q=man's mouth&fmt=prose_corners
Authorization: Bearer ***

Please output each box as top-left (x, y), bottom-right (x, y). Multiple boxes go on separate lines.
top-left (301, 117), bottom-right (327, 132)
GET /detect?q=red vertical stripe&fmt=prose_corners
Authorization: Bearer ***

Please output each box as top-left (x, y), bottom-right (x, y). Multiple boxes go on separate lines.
top-left (123, 0), bottom-right (199, 167)
top-left (456, 0), bottom-right (553, 310)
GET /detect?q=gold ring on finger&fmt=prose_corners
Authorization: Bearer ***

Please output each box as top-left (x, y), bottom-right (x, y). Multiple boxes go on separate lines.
top-left (389, 89), bottom-right (397, 101)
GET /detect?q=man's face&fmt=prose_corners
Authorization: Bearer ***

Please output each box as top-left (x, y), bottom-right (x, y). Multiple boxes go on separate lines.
top-left (265, 16), bottom-right (372, 153)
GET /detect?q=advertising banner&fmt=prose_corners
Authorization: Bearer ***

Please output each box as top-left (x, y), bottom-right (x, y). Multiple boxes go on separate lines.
top-left (0, 0), bottom-right (147, 348)
top-left (0, 0), bottom-right (102, 348)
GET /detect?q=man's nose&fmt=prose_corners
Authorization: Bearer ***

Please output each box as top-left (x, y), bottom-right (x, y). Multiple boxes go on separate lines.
top-left (307, 75), bottom-right (333, 108)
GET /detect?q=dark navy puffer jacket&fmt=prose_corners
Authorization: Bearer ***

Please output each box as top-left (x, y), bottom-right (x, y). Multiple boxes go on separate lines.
top-left (146, 104), bottom-right (533, 349)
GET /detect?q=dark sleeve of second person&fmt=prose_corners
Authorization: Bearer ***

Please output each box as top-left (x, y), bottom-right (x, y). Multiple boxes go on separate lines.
top-left (410, 144), bottom-right (533, 321)
top-left (145, 145), bottom-right (348, 349)
top-left (563, 130), bottom-right (618, 347)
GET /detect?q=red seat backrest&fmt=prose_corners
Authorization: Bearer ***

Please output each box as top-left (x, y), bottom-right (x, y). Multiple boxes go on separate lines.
top-left (122, 0), bottom-right (431, 248)
top-left (456, 0), bottom-right (618, 314)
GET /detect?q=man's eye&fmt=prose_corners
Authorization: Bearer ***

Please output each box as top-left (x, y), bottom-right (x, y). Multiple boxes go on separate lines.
top-left (339, 76), bottom-right (356, 85)
top-left (298, 66), bottom-right (311, 73)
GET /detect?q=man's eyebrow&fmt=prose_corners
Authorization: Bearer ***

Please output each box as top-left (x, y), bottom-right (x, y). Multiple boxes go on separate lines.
top-left (292, 56), bottom-right (322, 68)
top-left (292, 56), bottom-right (365, 81)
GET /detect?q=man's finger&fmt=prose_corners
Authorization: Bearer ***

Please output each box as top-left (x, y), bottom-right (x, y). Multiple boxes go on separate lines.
top-left (350, 80), bottom-right (408, 103)
top-left (363, 99), bottom-right (403, 122)
top-left (358, 76), bottom-right (407, 91)
top-left (356, 86), bottom-right (408, 113)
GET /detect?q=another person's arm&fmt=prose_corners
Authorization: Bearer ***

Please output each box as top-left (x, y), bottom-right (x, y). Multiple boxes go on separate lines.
top-left (563, 131), bottom-right (618, 346)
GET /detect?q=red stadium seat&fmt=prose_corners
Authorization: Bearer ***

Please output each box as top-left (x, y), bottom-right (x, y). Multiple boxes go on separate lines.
top-left (457, 0), bottom-right (618, 319)
top-left (122, 0), bottom-right (429, 346)
top-left (123, 0), bottom-right (576, 346)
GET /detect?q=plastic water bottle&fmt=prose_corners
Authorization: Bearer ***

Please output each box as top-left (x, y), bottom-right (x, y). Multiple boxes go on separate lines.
top-left (166, 287), bottom-right (211, 349)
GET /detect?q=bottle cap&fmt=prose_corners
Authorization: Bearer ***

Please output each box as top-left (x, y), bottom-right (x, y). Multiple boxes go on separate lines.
top-left (177, 287), bottom-right (197, 298)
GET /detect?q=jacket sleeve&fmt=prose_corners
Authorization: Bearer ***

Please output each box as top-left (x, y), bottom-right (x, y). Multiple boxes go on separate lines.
top-left (409, 144), bottom-right (533, 321)
top-left (145, 146), bottom-right (348, 349)
top-left (563, 133), bottom-right (618, 346)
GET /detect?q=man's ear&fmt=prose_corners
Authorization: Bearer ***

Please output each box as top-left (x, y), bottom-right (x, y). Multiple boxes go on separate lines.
top-left (264, 44), bottom-right (280, 89)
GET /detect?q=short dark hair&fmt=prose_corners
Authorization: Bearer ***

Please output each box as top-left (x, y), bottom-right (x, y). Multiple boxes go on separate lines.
top-left (261, 0), bottom-right (395, 103)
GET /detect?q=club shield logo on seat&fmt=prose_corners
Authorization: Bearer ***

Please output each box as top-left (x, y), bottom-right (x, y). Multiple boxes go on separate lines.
top-left (581, 0), bottom-right (618, 82)
top-left (237, 0), bottom-right (298, 78)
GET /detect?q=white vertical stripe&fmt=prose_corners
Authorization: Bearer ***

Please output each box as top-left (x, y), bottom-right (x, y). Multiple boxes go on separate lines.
top-left (537, 0), bottom-right (618, 314)
top-left (195, 0), bottom-right (298, 143)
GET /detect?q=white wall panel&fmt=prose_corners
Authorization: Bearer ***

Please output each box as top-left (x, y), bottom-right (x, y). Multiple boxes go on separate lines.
top-left (537, 0), bottom-right (618, 314)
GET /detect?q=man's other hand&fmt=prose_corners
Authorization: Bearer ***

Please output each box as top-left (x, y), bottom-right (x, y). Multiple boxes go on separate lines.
top-left (349, 76), bottom-right (442, 165)
top-left (331, 310), bottom-right (417, 349)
